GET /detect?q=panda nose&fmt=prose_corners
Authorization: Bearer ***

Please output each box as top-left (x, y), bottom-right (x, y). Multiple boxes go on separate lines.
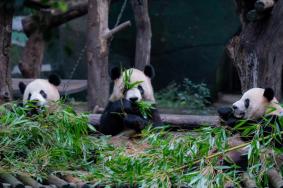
top-left (129, 97), bottom-right (138, 102)
top-left (232, 105), bottom-right (238, 110)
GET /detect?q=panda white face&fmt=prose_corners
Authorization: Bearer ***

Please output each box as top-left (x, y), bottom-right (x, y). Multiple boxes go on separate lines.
top-left (22, 79), bottom-right (60, 108)
top-left (109, 66), bottom-right (156, 103)
top-left (19, 75), bottom-right (61, 111)
top-left (27, 89), bottom-right (48, 107)
top-left (232, 88), bottom-right (274, 120)
top-left (125, 85), bottom-right (144, 102)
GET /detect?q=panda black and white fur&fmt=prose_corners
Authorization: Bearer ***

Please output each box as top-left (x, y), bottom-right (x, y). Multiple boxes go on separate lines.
top-left (18, 74), bottom-right (61, 114)
top-left (218, 88), bottom-right (283, 126)
top-left (217, 88), bottom-right (283, 169)
top-left (98, 65), bottom-right (161, 136)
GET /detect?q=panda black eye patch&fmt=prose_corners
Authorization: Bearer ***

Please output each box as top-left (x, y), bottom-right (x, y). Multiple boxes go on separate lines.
top-left (40, 90), bottom-right (47, 99)
top-left (138, 85), bottom-right (144, 95)
top-left (27, 93), bottom-right (31, 100)
top-left (244, 98), bottom-right (250, 109)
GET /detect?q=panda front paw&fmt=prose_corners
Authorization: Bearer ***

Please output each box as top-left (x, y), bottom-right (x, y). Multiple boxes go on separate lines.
top-left (123, 114), bottom-right (148, 132)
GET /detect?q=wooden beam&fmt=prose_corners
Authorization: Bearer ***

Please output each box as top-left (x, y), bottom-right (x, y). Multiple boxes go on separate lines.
top-left (88, 114), bottom-right (220, 129)
top-left (103, 21), bottom-right (131, 39)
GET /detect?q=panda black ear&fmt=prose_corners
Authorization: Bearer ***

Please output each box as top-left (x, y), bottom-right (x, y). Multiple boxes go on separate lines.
top-left (110, 66), bottom-right (121, 80)
top-left (263, 88), bottom-right (274, 102)
top-left (48, 74), bottom-right (61, 86)
top-left (144, 65), bottom-right (155, 79)
top-left (18, 82), bottom-right (26, 94)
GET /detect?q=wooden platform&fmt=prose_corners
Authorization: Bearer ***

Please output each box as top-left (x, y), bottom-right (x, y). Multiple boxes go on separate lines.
top-left (12, 78), bottom-right (87, 96)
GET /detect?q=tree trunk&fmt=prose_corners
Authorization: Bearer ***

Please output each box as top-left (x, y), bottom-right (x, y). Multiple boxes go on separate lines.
top-left (19, 31), bottom-right (45, 78)
top-left (87, 0), bottom-right (131, 110)
top-left (87, 0), bottom-right (110, 110)
top-left (227, 0), bottom-right (283, 99)
top-left (131, 0), bottom-right (152, 70)
top-left (0, 6), bottom-right (13, 103)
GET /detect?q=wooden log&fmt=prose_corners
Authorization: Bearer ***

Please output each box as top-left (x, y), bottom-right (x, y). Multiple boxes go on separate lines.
top-left (267, 168), bottom-right (283, 188)
top-left (47, 175), bottom-right (74, 188)
top-left (61, 175), bottom-right (90, 188)
top-left (0, 173), bottom-right (25, 188)
top-left (255, 0), bottom-right (275, 12)
top-left (88, 114), bottom-right (219, 129)
top-left (242, 172), bottom-right (257, 188)
top-left (17, 174), bottom-right (45, 188)
top-left (224, 182), bottom-right (234, 188)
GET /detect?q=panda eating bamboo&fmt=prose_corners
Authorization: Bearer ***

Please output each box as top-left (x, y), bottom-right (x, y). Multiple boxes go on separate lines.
top-left (97, 65), bottom-right (162, 136)
top-left (218, 87), bottom-right (283, 169)
top-left (18, 74), bottom-right (61, 115)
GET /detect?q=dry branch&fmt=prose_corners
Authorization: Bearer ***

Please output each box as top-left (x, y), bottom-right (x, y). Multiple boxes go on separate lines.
top-left (88, 114), bottom-right (219, 128)
top-left (103, 21), bottom-right (131, 39)
top-left (22, 0), bottom-right (88, 36)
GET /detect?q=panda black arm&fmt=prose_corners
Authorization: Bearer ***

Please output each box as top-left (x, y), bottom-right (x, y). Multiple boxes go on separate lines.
top-left (123, 114), bottom-right (148, 132)
top-left (98, 99), bottom-right (138, 135)
top-left (150, 107), bottom-right (162, 127)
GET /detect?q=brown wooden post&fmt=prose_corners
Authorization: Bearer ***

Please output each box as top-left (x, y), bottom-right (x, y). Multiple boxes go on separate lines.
top-left (131, 0), bottom-right (152, 70)
top-left (87, 0), bottom-right (131, 110)
top-left (19, 31), bottom-right (45, 78)
top-left (0, 4), bottom-right (13, 103)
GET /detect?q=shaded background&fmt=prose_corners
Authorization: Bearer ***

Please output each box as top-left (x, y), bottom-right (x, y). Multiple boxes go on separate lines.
top-left (12, 0), bottom-right (241, 100)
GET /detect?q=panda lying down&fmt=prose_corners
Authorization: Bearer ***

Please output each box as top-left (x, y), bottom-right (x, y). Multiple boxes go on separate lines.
top-left (217, 88), bottom-right (283, 169)
top-left (97, 65), bottom-right (162, 136)
top-left (218, 88), bottom-right (283, 127)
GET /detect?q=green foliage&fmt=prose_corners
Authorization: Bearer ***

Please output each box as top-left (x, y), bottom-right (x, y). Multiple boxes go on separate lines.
top-left (156, 78), bottom-right (211, 110)
top-left (1, 103), bottom-right (283, 187)
top-left (136, 101), bottom-right (155, 119)
top-left (0, 102), bottom-right (104, 179)
top-left (123, 68), bottom-right (143, 91)
top-left (39, 0), bottom-right (68, 12)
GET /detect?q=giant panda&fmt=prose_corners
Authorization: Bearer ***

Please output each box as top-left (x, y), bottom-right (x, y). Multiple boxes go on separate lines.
top-left (217, 88), bottom-right (283, 169)
top-left (18, 74), bottom-right (61, 114)
top-left (218, 88), bottom-right (283, 126)
top-left (98, 65), bottom-right (162, 136)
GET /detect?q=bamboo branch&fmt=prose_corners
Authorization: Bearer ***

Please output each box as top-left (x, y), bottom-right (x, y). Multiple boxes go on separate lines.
top-left (103, 21), bottom-right (131, 39)
top-left (169, 131), bottom-right (283, 173)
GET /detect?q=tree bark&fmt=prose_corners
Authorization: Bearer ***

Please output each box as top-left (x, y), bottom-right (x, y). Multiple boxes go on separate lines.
top-left (0, 6), bottom-right (13, 103)
top-left (131, 0), bottom-right (152, 70)
top-left (22, 0), bottom-right (88, 36)
top-left (19, 31), bottom-right (45, 78)
top-left (87, 0), bottom-right (131, 110)
top-left (227, 0), bottom-right (283, 99)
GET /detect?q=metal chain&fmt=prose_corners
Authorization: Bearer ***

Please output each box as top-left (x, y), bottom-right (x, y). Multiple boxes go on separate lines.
top-left (62, 45), bottom-right (87, 95)
top-left (62, 0), bottom-right (128, 94)
top-left (109, 0), bottom-right (128, 43)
